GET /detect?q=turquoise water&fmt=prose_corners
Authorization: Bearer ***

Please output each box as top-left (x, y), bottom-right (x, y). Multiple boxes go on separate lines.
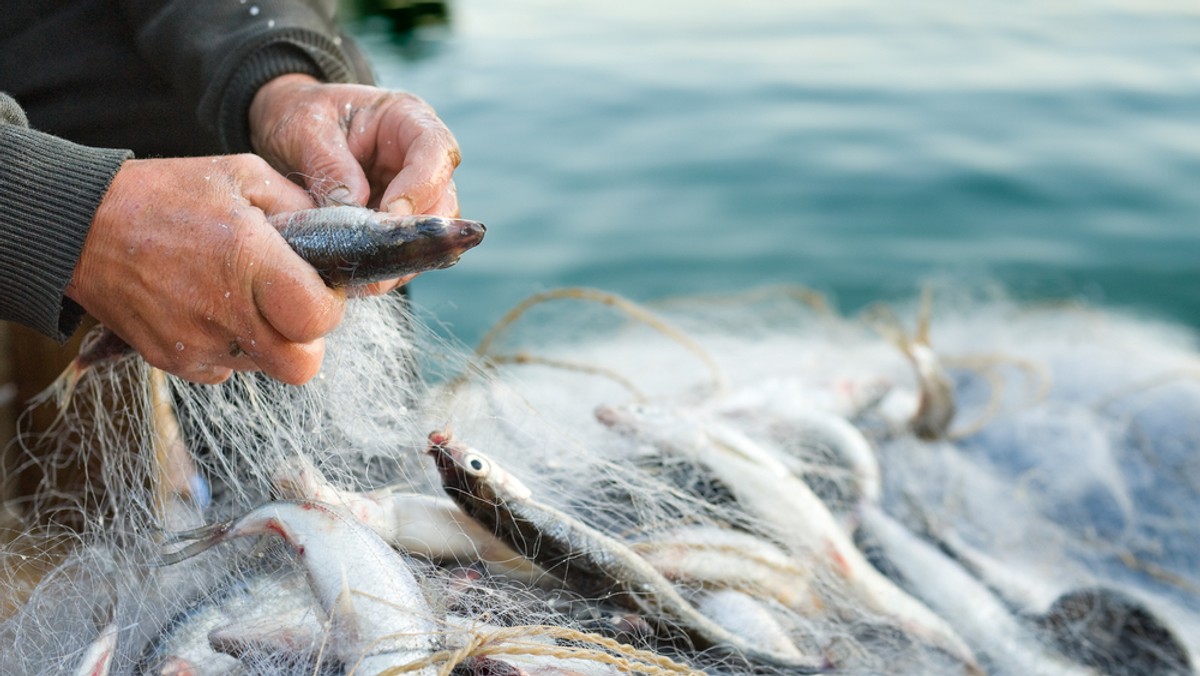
top-left (349, 0), bottom-right (1200, 344)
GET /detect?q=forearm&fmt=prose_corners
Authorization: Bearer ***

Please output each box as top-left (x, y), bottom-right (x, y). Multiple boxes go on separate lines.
top-left (0, 94), bottom-right (131, 340)
top-left (117, 0), bottom-right (366, 152)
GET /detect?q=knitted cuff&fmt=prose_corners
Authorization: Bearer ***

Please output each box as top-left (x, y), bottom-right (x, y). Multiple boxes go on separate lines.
top-left (0, 125), bottom-right (131, 340)
top-left (211, 29), bottom-right (356, 153)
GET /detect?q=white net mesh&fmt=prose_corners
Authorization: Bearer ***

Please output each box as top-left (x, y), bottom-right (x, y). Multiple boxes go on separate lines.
top-left (1, 284), bottom-right (1196, 675)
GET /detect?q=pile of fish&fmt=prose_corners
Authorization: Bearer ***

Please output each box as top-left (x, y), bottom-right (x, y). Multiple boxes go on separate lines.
top-left (4, 279), bottom-right (1200, 675)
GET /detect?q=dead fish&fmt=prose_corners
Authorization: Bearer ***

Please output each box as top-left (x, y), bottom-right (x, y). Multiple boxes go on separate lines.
top-left (857, 503), bottom-right (1095, 676)
top-left (148, 367), bottom-right (209, 531)
top-left (716, 400), bottom-right (883, 507)
top-left (425, 430), bottom-right (828, 673)
top-left (272, 454), bottom-right (541, 583)
top-left (693, 589), bottom-right (811, 664)
top-left (160, 500), bottom-right (439, 675)
top-left (629, 524), bottom-right (820, 614)
top-left (46, 324), bottom-right (143, 413)
top-left (48, 207), bottom-right (485, 403)
top-left (271, 206), bottom-right (486, 287)
top-left (913, 516), bottom-right (1194, 675)
top-left (595, 402), bottom-right (980, 672)
top-left (139, 568), bottom-right (320, 675)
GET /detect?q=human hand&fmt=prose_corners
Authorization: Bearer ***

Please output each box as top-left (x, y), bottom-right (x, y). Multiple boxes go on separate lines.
top-left (248, 74), bottom-right (462, 294)
top-left (66, 155), bottom-right (346, 385)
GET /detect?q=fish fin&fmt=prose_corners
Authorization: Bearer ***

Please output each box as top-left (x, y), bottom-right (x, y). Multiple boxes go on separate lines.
top-left (160, 518), bottom-right (231, 545)
top-left (328, 564), bottom-right (362, 646)
top-left (155, 519), bottom-right (233, 565)
top-left (156, 537), bottom-right (221, 566)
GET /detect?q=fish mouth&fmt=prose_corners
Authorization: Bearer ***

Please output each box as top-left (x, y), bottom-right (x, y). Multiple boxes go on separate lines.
top-left (415, 218), bottom-right (486, 266)
top-left (593, 405), bottom-right (623, 428)
top-left (450, 219), bottom-right (486, 248)
top-left (426, 430), bottom-right (461, 460)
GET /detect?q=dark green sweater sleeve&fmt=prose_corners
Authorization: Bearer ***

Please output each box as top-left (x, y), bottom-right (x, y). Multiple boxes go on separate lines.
top-left (117, 0), bottom-right (363, 153)
top-left (0, 93), bottom-right (132, 340)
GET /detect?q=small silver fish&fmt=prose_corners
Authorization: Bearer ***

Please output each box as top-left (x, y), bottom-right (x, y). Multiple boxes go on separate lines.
top-left (595, 402), bottom-right (979, 672)
top-left (425, 430), bottom-right (829, 673)
top-left (629, 525), bottom-right (820, 614)
top-left (857, 503), bottom-right (1095, 676)
top-left (161, 500), bottom-right (439, 675)
top-left (911, 513), bottom-right (1193, 675)
top-left (270, 206), bottom-right (486, 287)
top-left (272, 454), bottom-right (541, 582)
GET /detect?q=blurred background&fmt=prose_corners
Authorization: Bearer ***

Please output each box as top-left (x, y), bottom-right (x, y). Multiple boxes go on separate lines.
top-left (342, 0), bottom-right (1200, 345)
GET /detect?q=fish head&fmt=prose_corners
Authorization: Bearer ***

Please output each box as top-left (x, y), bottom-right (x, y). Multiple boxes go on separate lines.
top-left (426, 431), bottom-right (532, 509)
top-left (594, 402), bottom-right (693, 445)
top-left (387, 215), bottom-right (487, 270)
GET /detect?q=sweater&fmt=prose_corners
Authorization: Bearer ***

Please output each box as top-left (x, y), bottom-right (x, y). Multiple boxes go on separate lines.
top-left (0, 0), bottom-right (363, 340)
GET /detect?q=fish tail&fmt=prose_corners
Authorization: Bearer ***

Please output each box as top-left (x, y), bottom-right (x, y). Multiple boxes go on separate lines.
top-left (156, 519), bottom-right (234, 565)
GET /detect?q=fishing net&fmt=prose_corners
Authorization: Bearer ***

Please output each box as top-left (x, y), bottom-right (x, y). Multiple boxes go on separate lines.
top-left (0, 283), bottom-right (1196, 675)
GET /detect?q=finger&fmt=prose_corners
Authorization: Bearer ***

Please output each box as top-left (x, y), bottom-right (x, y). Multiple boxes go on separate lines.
top-left (188, 365), bottom-right (235, 385)
top-left (427, 181), bottom-right (460, 218)
top-left (158, 359), bottom-right (237, 386)
top-left (209, 367), bottom-right (235, 384)
top-left (351, 272), bottom-right (418, 298)
top-left (379, 126), bottom-right (461, 215)
top-left (236, 156), bottom-right (319, 214)
top-left (303, 148), bottom-right (372, 208)
top-left (250, 227), bottom-right (347, 344)
top-left (252, 337), bottom-right (327, 386)
top-left (288, 126), bottom-right (374, 207)
top-left (217, 305), bottom-right (327, 386)
top-left (248, 78), bottom-right (374, 206)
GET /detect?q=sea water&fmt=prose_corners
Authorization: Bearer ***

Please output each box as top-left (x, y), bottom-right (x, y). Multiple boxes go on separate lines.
top-left (348, 0), bottom-right (1200, 345)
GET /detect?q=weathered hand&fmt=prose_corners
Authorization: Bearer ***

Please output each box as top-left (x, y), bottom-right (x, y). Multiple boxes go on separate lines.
top-left (248, 74), bottom-right (462, 294)
top-left (66, 155), bottom-right (346, 385)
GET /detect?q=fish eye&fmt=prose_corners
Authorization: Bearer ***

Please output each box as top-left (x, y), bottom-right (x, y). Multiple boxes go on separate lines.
top-left (463, 453), bottom-right (489, 475)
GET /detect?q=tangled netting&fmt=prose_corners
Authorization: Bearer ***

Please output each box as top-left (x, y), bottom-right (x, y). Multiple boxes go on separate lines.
top-left (0, 283), bottom-right (1197, 675)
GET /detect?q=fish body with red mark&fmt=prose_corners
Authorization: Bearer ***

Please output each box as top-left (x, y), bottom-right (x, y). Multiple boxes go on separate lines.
top-left (161, 500), bottom-right (438, 674)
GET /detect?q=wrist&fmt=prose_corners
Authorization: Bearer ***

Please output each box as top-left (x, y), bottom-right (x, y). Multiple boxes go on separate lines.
top-left (68, 160), bottom-right (139, 310)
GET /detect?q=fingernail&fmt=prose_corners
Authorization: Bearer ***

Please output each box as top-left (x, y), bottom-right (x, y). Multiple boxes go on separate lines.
top-left (385, 196), bottom-right (414, 215)
top-left (323, 185), bottom-right (356, 207)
